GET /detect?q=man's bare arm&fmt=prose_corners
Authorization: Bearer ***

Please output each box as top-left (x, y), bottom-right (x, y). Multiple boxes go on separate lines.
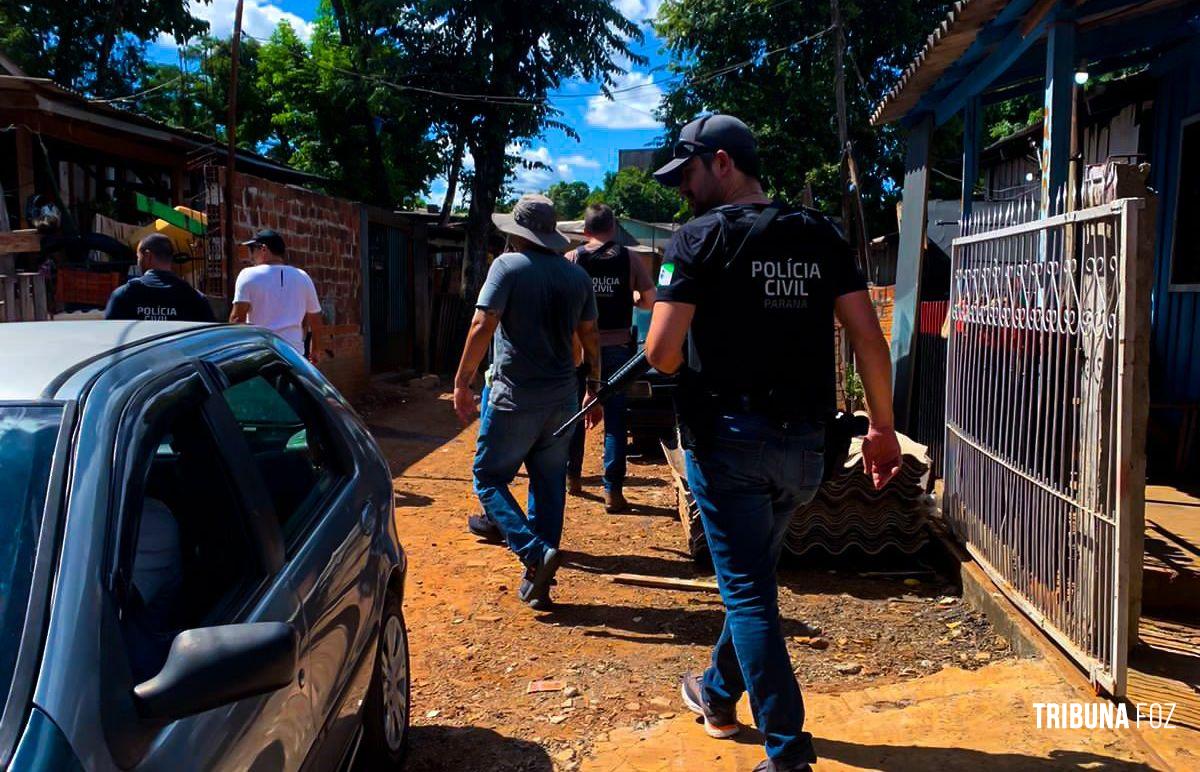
top-left (835, 290), bottom-right (901, 488)
top-left (452, 309), bottom-right (500, 424)
top-left (229, 301), bottom-right (251, 324)
top-left (577, 318), bottom-right (603, 428)
top-left (303, 311), bottom-right (323, 363)
top-left (644, 301), bottom-right (695, 374)
top-left (578, 319), bottom-right (601, 382)
top-left (634, 287), bottom-right (657, 309)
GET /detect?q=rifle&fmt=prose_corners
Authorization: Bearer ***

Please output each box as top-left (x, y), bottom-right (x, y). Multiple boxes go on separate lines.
top-left (552, 350), bottom-right (651, 438)
top-left (823, 411), bottom-right (870, 482)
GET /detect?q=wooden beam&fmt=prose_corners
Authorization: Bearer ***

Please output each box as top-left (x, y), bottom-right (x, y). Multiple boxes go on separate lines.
top-left (1020, 0), bottom-right (1062, 37)
top-left (0, 230), bottom-right (41, 252)
top-left (890, 113), bottom-right (935, 434)
top-left (1041, 19), bottom-right (1077, 217)
top-left (961, 96), bottom-right (984, 226)
top-left (15, 127), bottom-right (34, 228)
top-left (934, 11), bottom-right (1057, 125)
top-left (609, 573), bottom-right (719, 593)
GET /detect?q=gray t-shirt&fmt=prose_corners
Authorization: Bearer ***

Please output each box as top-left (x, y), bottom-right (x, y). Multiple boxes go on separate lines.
top-left (477, 249), bottom-right (597, 411)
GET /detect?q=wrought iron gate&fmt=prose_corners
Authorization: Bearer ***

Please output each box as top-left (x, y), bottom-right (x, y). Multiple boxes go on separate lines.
top-left (942, 198), bottom-right (1142, 696)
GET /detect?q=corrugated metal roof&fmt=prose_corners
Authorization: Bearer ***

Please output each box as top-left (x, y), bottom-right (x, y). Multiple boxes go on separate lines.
top-left (871, 0), bottom-right (1011, 126)
top-left (0, 75), bottom-right (325, 185)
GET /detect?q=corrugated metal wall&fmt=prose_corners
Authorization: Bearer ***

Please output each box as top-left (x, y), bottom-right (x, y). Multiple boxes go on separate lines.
top-left (1150, 48), bottom-right (1200, 406)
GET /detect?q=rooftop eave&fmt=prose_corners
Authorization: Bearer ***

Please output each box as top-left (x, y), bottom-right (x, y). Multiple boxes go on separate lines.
top-left (871, 0), bottom-right (1012, 126)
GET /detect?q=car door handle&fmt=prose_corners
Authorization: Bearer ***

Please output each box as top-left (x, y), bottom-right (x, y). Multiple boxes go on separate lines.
top-left (359, 501), bottom-right (376, 535)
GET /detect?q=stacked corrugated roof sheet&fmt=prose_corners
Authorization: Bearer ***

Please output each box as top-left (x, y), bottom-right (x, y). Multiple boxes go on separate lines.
top-left (785, 432), bottom-right (934, 558)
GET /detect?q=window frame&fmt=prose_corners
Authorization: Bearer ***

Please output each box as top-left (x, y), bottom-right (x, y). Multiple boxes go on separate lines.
top-left (0, 400), bottom-right (72, 769)
top-left (1168, 111), bottom-right (1200, 292)
top-left (107, 364), bottom-right (283, 628)
top-left (206, 344), bottom-right (355, 554)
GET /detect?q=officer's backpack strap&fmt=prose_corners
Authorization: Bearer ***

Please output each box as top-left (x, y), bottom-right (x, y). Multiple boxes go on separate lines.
top-left (720, 201), bottom-right (783, 271)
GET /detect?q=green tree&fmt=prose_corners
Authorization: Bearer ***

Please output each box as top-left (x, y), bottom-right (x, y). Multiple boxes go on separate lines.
top-left (401, 0), bottom-right (644, 298)
top-left (0, 0), bottom-right (209, 98)
top-left (655, 0), bottom-right (949, 236)
top-left (592, 167), bottom-right (685, 223)
top-left (546, 181), bottom-right (594, 220)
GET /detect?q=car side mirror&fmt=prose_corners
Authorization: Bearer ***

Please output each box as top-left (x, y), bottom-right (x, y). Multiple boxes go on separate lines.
top-left (133, 622), bottom-right (297, 722)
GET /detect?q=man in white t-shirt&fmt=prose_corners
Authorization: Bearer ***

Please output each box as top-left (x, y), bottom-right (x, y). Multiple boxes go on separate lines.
top-left (229, 229), bottom-right (323, 362)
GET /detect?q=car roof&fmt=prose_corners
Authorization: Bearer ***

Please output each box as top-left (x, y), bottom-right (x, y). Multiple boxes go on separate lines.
top-left (0, 321), bottom-right (219, 401)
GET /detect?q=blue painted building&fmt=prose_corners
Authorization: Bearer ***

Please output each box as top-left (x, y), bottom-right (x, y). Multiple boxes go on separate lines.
top-left (873, 0), bottom-right (1200, 477)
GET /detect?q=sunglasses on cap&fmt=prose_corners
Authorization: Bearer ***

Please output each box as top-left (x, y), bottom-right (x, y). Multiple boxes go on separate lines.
top-left (673, 139), bottom-right (716, 159)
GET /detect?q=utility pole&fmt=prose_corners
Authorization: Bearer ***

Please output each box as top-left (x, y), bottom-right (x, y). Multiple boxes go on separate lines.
top-left (225, 0), bottom-right (245, 301)
top-left (831, 0), bottom-right (871, 278)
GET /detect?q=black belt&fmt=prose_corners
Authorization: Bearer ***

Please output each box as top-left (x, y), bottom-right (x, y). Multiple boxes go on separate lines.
top-left (704, 389), bottom-right (824, 425)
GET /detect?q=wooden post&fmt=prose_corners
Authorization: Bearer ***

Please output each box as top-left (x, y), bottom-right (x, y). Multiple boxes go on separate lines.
top-left (412, 222), bottom-right (432, 373)
top-left (1041, 20), bottom-right (1076, 218)
top-left (17, 273), bottom-right (35, 321)
top-left (891, 113), bottom-right (935, 433)
top-left (961, 96), bottom-right (983, 228)
top-left (32, 274), bottom-right (48, 320)
top-left (225, 0), bottom-right (246, 301)
top-left (15, 128), bottom-right (35, 228)
top-left (0, 276), bottom-right (14, 322)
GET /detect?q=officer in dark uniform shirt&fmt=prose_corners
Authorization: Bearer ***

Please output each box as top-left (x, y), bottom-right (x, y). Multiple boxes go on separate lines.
top-left (105, 234), bottom-right (215, 322)
top-left (644, 114), bottom-right (902, 772)
top-left (567, 203), bottom-right (656, 511)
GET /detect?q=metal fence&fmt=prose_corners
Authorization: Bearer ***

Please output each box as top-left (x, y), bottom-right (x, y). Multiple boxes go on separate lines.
top-left (942, 197), bottom-right (1142, 696)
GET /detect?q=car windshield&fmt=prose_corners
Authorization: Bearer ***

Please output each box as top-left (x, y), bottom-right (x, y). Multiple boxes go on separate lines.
top-left (0, 406), bottom-right (62, 700)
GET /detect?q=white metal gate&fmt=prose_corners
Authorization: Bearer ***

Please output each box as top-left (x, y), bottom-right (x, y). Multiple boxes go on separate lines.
top-left (943, 198), bottom-right (1142, 696)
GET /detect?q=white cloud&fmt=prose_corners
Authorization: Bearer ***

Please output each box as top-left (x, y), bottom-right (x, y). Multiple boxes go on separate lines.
top-left (558, 154), bottom-right (601, 170)
top-left (585, 71), bottom-right (663, 130)
top-left (162, 0), bottom-right (315, 45)
top-left (506, 144), bottom-right (602, 194)
top-left (427, 145), bottom-right (601, 204)
top-left (614, 0), bottom-right (664, 24)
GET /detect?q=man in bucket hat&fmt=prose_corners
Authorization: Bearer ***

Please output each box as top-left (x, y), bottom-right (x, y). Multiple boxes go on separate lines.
top-left (452, 194), bottom-right (601, 609)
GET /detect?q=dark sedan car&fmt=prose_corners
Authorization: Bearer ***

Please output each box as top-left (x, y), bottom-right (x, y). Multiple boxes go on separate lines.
top-left (0, 321), bottom-right (409, 772)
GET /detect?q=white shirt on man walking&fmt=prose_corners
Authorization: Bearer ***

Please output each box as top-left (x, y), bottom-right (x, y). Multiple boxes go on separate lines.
top-left (230, 229), bottom-right (322, 358)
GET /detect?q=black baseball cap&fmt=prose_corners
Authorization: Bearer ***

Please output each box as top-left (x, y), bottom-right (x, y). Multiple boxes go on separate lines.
top-left (653, 114), bottom-right (759, 187)
top-left (240, 229), bottom-right (286, 254)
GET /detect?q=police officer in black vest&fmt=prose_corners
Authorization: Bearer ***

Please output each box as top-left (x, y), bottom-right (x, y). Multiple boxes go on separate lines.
top-left (105, 233), bottom-right (215, 322)
top-left (645, 115), bottom-right (902, 772)
top-left (567, 203), bottom-right (656, 512)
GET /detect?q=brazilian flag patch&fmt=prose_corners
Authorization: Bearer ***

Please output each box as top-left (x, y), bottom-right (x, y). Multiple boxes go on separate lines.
top-left (658, 262), bottom-right (674, 287)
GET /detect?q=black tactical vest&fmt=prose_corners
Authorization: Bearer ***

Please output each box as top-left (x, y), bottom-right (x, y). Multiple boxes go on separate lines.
top-left (575, 242), bottom-right (633, 333)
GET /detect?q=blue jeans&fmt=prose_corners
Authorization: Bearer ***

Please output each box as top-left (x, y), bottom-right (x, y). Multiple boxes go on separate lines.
top-left (474, 399), bottom-right (576, 566)
top-left (685, 412), bottom-right (824, 766)
top-left (568, 343), bottom-right (634, 491)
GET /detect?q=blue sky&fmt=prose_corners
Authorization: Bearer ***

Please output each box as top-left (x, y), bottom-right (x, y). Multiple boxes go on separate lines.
top-left (151, 0), bottom-right (675, 203)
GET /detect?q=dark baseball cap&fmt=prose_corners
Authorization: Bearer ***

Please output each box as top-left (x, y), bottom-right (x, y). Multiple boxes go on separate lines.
top-left (240, 229), bottom-right (286, 254)
top-left (653, 114), bottom-right (759, 187)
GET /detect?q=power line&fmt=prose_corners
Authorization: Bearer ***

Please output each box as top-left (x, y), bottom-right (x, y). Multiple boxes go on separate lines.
top-left (88, 74), bottom-right (183, 104)
top-left (236, 24), bottom-right (834, 108)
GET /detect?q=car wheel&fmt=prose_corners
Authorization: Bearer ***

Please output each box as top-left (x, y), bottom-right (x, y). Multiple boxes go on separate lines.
top-left (361, 592), bottom-right (410, 766)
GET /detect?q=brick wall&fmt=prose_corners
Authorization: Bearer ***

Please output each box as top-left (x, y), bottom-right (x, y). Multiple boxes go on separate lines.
top-left (223, 170), bottom-right (367, 400)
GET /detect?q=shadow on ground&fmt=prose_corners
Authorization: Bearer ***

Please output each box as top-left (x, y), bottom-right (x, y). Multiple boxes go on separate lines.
top-left (815, 739), bottom-right (1156, 771)
top-left (535, 602), bottom-right (820, 646)
top-left (394, 725), bottom-right (552, 771)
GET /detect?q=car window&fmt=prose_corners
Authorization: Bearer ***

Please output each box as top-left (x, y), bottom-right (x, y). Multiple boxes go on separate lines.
top-left (120, 377), bottom-right (269, 683)
top-left (220, 372), bottom-right (344, 544)
top-left (0, 406), bottom-right (61, 706)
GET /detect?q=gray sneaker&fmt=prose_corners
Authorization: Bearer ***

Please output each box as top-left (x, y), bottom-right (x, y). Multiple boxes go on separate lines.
top-left (680, 673), bottom-right (740, 738)
top-left (518, 547), bottom-right (561, 610)
top-left (752, 761), bottom-right (812, 772)
top-left (748, 758), bottom-right (816, 772)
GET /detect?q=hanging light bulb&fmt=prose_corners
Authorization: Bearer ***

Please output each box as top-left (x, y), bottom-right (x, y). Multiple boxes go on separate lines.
top-left (1074, 60), bottom-right (1090, 85)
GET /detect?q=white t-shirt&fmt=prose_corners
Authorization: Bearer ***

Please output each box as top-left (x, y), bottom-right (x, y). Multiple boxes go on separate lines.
top-left (233, 263), bottom-right (321, 352)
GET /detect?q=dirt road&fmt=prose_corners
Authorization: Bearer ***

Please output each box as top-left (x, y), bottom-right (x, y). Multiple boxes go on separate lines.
top-left (362, 382), bottom-right (1030, 771)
